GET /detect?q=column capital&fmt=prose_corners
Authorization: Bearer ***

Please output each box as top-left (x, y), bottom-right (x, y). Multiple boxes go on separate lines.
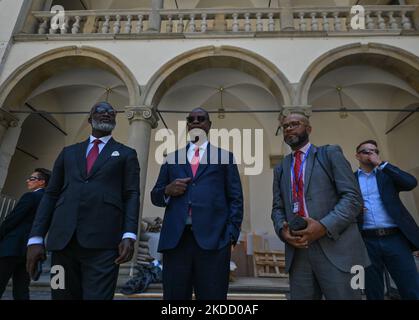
top-left (281, 105), bottom-right (312, 117)
top-left (125, 106), bottom-right (159, 129)
top-left (0, 109), bottom-right (19, 129)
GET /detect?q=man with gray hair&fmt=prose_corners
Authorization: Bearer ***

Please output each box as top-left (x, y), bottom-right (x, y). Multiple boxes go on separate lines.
top-left (271, 112), bottom-right (370, 299)
top-left (26, 102), bottom-right (140, 300)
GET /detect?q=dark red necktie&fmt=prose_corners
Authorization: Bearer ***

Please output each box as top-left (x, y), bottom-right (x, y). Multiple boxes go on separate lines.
top-left (86, 139), bottom-right (102, 174)
top-left (293, 150), bottom-right (306, 217)
top-left (188, 148), bottom-right (200, 217)
top-left (190, 148), bottom-right (200, 177)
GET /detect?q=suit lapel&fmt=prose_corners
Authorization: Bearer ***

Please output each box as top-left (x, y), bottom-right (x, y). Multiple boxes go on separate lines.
top-left (303, 145), bottom-right (317, 194)
top-left (87, 138), bottom-right (118, 178)
top-left (76, 139), bottom-right (90, 179)
top-left (179, 146), bottom-right (193, 178)
top-left (283, 154), bottom-right (292, 207)
top-left (193, 144), bottom-right (210, 181)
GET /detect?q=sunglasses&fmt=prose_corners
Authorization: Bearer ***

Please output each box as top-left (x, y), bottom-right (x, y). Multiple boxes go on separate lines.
top-left (358, 148), bottom-right (379, 155)
top-left (94, 107), bottom-right (116, 116)
top-left (186, 116), bottom-right (207, 124)
top-left (27, 176), bottom-right (43, 182)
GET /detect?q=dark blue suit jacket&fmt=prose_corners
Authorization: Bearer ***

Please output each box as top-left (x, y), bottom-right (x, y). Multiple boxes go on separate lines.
top-left (0, 189), bottom-right (44, 257)
top-left (356, 163), bottom-right (419, 250)
top-left (151, 144), bottom-right (243, 252)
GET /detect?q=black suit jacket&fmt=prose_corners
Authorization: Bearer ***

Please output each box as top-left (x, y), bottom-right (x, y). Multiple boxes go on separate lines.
top-left (0, 189), bottom-right (44, 257)
top-left (30, 138), bottom-right (140, 251)
top-left (355, 163), bottom-right (419, 250)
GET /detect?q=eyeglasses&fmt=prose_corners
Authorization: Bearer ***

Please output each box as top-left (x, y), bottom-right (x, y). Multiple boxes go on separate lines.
top-left (94, 107), bottom-right (116, 116)
top-left (282, 121), bottom-right (303, 130)
top-left (358, 148), bottom-right (379, 155)
top-left (27, 176), bottom-right (43, 182)
top-left (186, 116), bottom-right (207, 124)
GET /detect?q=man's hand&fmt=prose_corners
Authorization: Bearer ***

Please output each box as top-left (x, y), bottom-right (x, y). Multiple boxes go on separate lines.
top-left (292, 217), bottom-right (327, 244)
top-left (26, 244), bottom-right (46, 278)
top-left (164, 178), bottom-right (192, 197)
top-left (281, 222), bottom-right (308, 249)
top-left (115, 238), bottom-right (135, 265)
top-left (368, 151), bottom-right (382, 167)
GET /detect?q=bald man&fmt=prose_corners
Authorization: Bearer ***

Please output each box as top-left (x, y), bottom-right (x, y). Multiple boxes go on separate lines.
top-left (271, 113), bottom-right (370, 300)
top-left (26, 102), bottom-right (140, 300)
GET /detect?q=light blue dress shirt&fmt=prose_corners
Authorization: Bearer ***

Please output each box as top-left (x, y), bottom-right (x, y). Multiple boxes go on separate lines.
top-left (357, 163), bottom-right (398, 230)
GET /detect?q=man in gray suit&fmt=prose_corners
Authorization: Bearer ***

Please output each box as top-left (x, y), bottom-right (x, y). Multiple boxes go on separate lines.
top-left (271, 112), bottom-right (370, 300)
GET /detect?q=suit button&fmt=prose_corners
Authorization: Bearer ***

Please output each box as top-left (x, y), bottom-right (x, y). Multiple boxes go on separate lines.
top-left (192, 183), bottom-right (196, 186)
top-left (85, 180), bottom-right (89, 183)
top-left (189, 201), bottom-right (192, 205)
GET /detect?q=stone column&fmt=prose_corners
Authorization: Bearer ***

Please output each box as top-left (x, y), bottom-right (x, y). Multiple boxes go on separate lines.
top-left (279, 0), bottom-right (295, 31)
top-left (281, 105), bottom-right (312, 118)
top-left (406, 0), bottom-right (419, 31)
top-left (0, 109), bottom-right (19, 194)
top-left (0, 109), bottom-right (18, 144)
top-left (148, 0), bottom-right (164, 32)
top-left (214, 14), bottom-right (227, 32)
top-left (125, 106), bottom-right (158, 275)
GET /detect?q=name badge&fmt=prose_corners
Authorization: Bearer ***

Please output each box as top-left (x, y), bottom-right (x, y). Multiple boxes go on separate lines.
top-left (292, 202), bottom-right (299, 214)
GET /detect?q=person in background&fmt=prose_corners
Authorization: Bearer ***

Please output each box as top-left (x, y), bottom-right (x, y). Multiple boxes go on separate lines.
top-left (355, 139), bottom-right (419, 300)
top-left (0, 168), bottom-right (51, 300)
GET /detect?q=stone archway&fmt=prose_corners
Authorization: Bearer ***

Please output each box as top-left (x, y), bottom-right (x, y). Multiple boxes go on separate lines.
top-left (0, 45), bottom-right (140, 111)
top-left (142, 45), bottom-right (292, 108)
top-left (298, 42), bottom-right (419, 106)
top-left (0, 45), bottom-right (141, 191)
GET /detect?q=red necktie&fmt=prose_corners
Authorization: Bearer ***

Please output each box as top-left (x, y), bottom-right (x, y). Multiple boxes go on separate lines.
top-left (86, 139), bottom-right (103, 174)
top-left (293, 150), bottom-right (306, 217)
top-left (190, 148), bottom-right (200, 177)
top-left (188, 148), bottom-right (200, 217)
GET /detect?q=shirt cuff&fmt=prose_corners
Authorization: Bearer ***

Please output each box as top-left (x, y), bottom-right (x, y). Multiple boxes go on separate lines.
top-left (164, 195), bottom-right (171, 204)
top-left (28, 237), bottom-right (44, 246)
top-left (378, 162), bottom-right (388, 170)
top-left (122, 232), bottom-right (137, 241)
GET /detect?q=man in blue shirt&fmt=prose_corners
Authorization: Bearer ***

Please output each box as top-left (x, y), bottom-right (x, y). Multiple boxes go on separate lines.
top-left (355, 140), bottom-right (419, 300)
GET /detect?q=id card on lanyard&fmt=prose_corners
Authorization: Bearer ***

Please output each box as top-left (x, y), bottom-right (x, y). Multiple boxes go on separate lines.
top-left (290, 145), bottom-right (311, 214)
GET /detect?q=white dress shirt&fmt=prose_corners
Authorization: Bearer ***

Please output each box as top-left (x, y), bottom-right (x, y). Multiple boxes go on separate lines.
top-left (28, 135), bottom-right (136, 246)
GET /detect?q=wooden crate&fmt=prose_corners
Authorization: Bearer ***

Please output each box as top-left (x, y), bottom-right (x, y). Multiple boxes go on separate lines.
top-left (253, 250), bottom-right (287, 278)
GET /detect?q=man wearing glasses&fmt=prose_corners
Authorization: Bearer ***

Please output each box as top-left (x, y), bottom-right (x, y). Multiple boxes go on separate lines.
top-left (0, 168), bottom-right (51, 299)
top-left (151, 107), bottom-right (243, 300)
top-left (355, 140), bottom-right (419, 299)
top-left (26, 102), bottom-right (140, 300)
top-left (271, 112), bottom-right (369, 300)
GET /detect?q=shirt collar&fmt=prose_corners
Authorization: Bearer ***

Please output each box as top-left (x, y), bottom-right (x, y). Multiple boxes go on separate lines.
top-left (358, 167), bottom-right (377, 176)
top-left (189, 140), bottom-right (209, 151)
top-left (292, 142), bottom-right (311, 156)
top-left (89, 135), bottom-right (112, 145)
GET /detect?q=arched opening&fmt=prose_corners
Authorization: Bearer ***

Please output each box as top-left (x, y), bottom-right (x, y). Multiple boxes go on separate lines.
top-left (141, 46), bottom-right (291, 273)
top-left (301, 43), bottom-right (419, 221)
top-left (0, 46), bottom-right (140, 193)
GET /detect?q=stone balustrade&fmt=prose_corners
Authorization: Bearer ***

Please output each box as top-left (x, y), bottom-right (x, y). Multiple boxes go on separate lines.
top-left (292, 5), bottom-right (416, 32)
top-left (29, 5), bottom-right (417, 36)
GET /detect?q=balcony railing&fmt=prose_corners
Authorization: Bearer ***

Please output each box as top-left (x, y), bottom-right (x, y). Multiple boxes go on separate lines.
top-left (26, 5), bottom-right (418, 38)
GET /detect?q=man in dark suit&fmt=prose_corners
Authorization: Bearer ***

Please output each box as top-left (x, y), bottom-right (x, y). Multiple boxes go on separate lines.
top-left (0, 168), bottom-right (51, 300)
top-left (355, 139), bottom-right (419, 299)
top-left (151, 107), bottom-right (243, 300)
top-left (26, 102), bottom-right (140, 300)
top-left (271, 113), bottom-right (370, 300)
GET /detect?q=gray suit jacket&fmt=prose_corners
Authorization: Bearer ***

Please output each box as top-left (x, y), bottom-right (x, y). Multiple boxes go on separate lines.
top-left (271, 144), bottom-right (370, 273)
